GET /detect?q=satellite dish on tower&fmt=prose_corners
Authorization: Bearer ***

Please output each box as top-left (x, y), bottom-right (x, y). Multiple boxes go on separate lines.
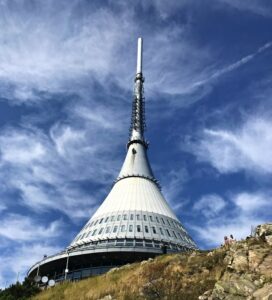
top-left (41, 276), bottom-right (48, 283)
top-left (48, 279), bottom-right (55, 287)
top-left (34, 275), bottom-right (41, 283)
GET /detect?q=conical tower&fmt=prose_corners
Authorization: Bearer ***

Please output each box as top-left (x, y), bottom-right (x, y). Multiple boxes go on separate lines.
top-left (28, 38), bottom-right (197, 282)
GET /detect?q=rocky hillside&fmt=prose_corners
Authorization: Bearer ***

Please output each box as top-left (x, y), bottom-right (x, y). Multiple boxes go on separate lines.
top-left (33, 224), bottom-right (272, 300)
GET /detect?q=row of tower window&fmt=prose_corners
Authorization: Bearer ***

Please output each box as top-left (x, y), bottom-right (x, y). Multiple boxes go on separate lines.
top-left (74, 224), bottom-right (191, 244)
top-left (69, 238), bottom-right (194, 252)
top-left (83, 214), bottom-right (184, 231)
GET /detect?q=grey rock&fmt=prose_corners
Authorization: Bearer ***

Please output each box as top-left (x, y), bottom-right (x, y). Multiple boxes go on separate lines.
top-left (253, 283), bottom-right (272, 300)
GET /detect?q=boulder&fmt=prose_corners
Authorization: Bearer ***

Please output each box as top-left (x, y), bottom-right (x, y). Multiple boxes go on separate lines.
top-left (248, 249), bottom-right (267, 271)
top-left (255, 223), bottom-right (272, 238)
top-left (212, 277), bottom-right (257, 298)
top-left (228, 252), bottom-right (248, 272)
top-left (265, 235), bottom-right (272, 246)
top-left (253, 283), bottom-right (272, 300)
top-left (258, 254), bottom-right (272, 277)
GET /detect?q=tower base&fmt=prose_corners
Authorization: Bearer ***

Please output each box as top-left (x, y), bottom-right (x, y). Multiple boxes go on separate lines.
top-left (28, 238), bottom-right (194, 282)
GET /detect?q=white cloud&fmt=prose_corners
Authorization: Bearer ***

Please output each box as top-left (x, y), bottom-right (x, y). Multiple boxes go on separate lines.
top-left (161, 168), bottom-right (189, 212)
top-left (0, 0), bottom-right (215, 106)
top-left (0, 203), bottom-right (6, 213)
top-left (50, 125), bottom-right (86, 157)
top-left (190, 42), bottom-right (272, 90)
top-left (191, 191), bottom-right (272, 247)
top-left (217, 0), bottom-right (272, 17)
top-left (0, 0), bottom-right (134, 102)
top-left (191, 216), bottom-right (262, 248)
top-left (0, 123), bottom-right (118, 220)
top-left (0, 214), bottom-right (62, 242)
top-left (0, 130), bottom-right (47, 164)
top-left (0, 0), bottom-right (268, 110)
top-left (0, 243), bottom-right (60, 288)
top-left (232, 192), bottom-right (271, 214)
top-left (192, 117), bottom-right (272, 174)
top-left (193, 194), bottom-right (226, 218)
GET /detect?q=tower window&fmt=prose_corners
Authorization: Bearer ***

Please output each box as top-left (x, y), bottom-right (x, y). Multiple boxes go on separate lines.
top-left (105, 226), bottom-right (111, 233)
top-left (117, 215), bottom-right (121, 221)
top-left (135, 240), bottom-right (143, 247)
top-left (159, 228), bottom-right (164, 235)
top-left (92, 229), bottom-right (97, 236)
top-left (136, 214), bottom-right (140, 221)
top-left (129, 225), bottom-right (133, 232)
top-left (145, 240), bottom-right (153, 248)
top-left (130, 214), bottom-right (134, 220)
top-left (94, 220), bottom-right (98, 225)
top-left (123, 214), bottom-right (128, 220)
top-left (126, 238), bottom-right (134, 246)
top-left (113, 226), bottom-right (118, 233)
top-left (156, 217), bottom-right (159, 223)
top-left (145, 226), bottom-right (149, 233)
top-left (152, 227), bottom-right (157, 234)
top-left (143, 215), bottom-right (147, 221)
top-left (149, 216), bottom-right (153, 222)
top-left (137, 225), bottom-right (141, 232)
top-left (121, 225), bottom-right (126, 232)
top-left (98, 228), bottom-right (104, 235)
top-left (99, 218), bottom-right (104, 224)
top-left (172, 231), bottom-right (177, 238)
top-left (105, 217), bottom-right (109, 223)
top-left (167, 219), bottom-right (171, 226)
top-left (111, 216), bottom-right (115, 222)
top-left (166, 229), bottom-right (171, 237)
top-left (161, 218), bottom-right (165, 225)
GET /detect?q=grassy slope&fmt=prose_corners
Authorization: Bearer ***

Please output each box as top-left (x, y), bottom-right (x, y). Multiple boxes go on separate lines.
top-left (32, 248), bottom-right (226, 300)
top-left (32, 237), bottom-right (272, 300)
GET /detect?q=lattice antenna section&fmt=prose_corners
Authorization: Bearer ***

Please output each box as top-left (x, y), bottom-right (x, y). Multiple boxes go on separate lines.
top-left (129, 37), bottom-right (147, 144)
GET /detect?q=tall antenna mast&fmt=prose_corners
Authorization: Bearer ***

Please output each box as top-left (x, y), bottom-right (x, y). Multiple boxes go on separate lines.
top-left (137, 37), bottom-right (143, 74)
top-left (129, 37), bottom-right (146, 147)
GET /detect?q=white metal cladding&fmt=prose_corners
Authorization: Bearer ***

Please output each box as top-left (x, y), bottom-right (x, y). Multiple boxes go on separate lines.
top-left (93, 177), bottom-right (175, 219)
top-left (69, 209), bottom-right (196, 249)
top-left (117, 143), bottom-right (154, 180)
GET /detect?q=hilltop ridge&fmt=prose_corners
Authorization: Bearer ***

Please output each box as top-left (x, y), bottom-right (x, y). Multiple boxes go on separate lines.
top-left (30, 223), bottom-right (272, 300)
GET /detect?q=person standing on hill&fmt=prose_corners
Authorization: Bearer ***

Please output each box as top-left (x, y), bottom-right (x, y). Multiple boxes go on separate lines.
top-left (224, 236), bottom-right (230, 247)
top-left (229, 234), bottom-right (236, 244)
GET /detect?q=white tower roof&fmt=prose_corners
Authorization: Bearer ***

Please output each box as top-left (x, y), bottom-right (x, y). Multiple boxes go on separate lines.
top-left (69, 38), bottom-right (196, 250)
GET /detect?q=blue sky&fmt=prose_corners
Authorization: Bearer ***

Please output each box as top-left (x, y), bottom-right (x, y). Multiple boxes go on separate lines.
top-left (0, 0), bottom-right (272, 288)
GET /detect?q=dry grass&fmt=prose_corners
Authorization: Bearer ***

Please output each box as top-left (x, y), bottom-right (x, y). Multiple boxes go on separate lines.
top-left (32, 249), bottom-right (228, 300)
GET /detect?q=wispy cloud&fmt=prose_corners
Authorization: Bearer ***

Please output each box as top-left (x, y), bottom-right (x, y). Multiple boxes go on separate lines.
top-left (0, 214), bottom-right (63, 288)
top-left (217, 0), bottom-right (272, 17)
top-left (193, 194), bottom-right (226, 218)
top-left (0, 243), bottom-right (60, 288)
top-left (189, 116), bottom-right (272, 175)
top-left (161, 168), bottom-right (190, 213)
top-left (233, 192), bottom-right (271, 214)
top-left (0, 214), bottom-right (62, 242)
top-left (191, 191), bottom-right (272, 247)
top-left (0, 0), bottom-right (214, 106)
top-left (190, 41), bottom-right (272, 90)
top-left (0, 0), bottom-right (136, 102)
top-left (0, 119), bottom-right (121, 219)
